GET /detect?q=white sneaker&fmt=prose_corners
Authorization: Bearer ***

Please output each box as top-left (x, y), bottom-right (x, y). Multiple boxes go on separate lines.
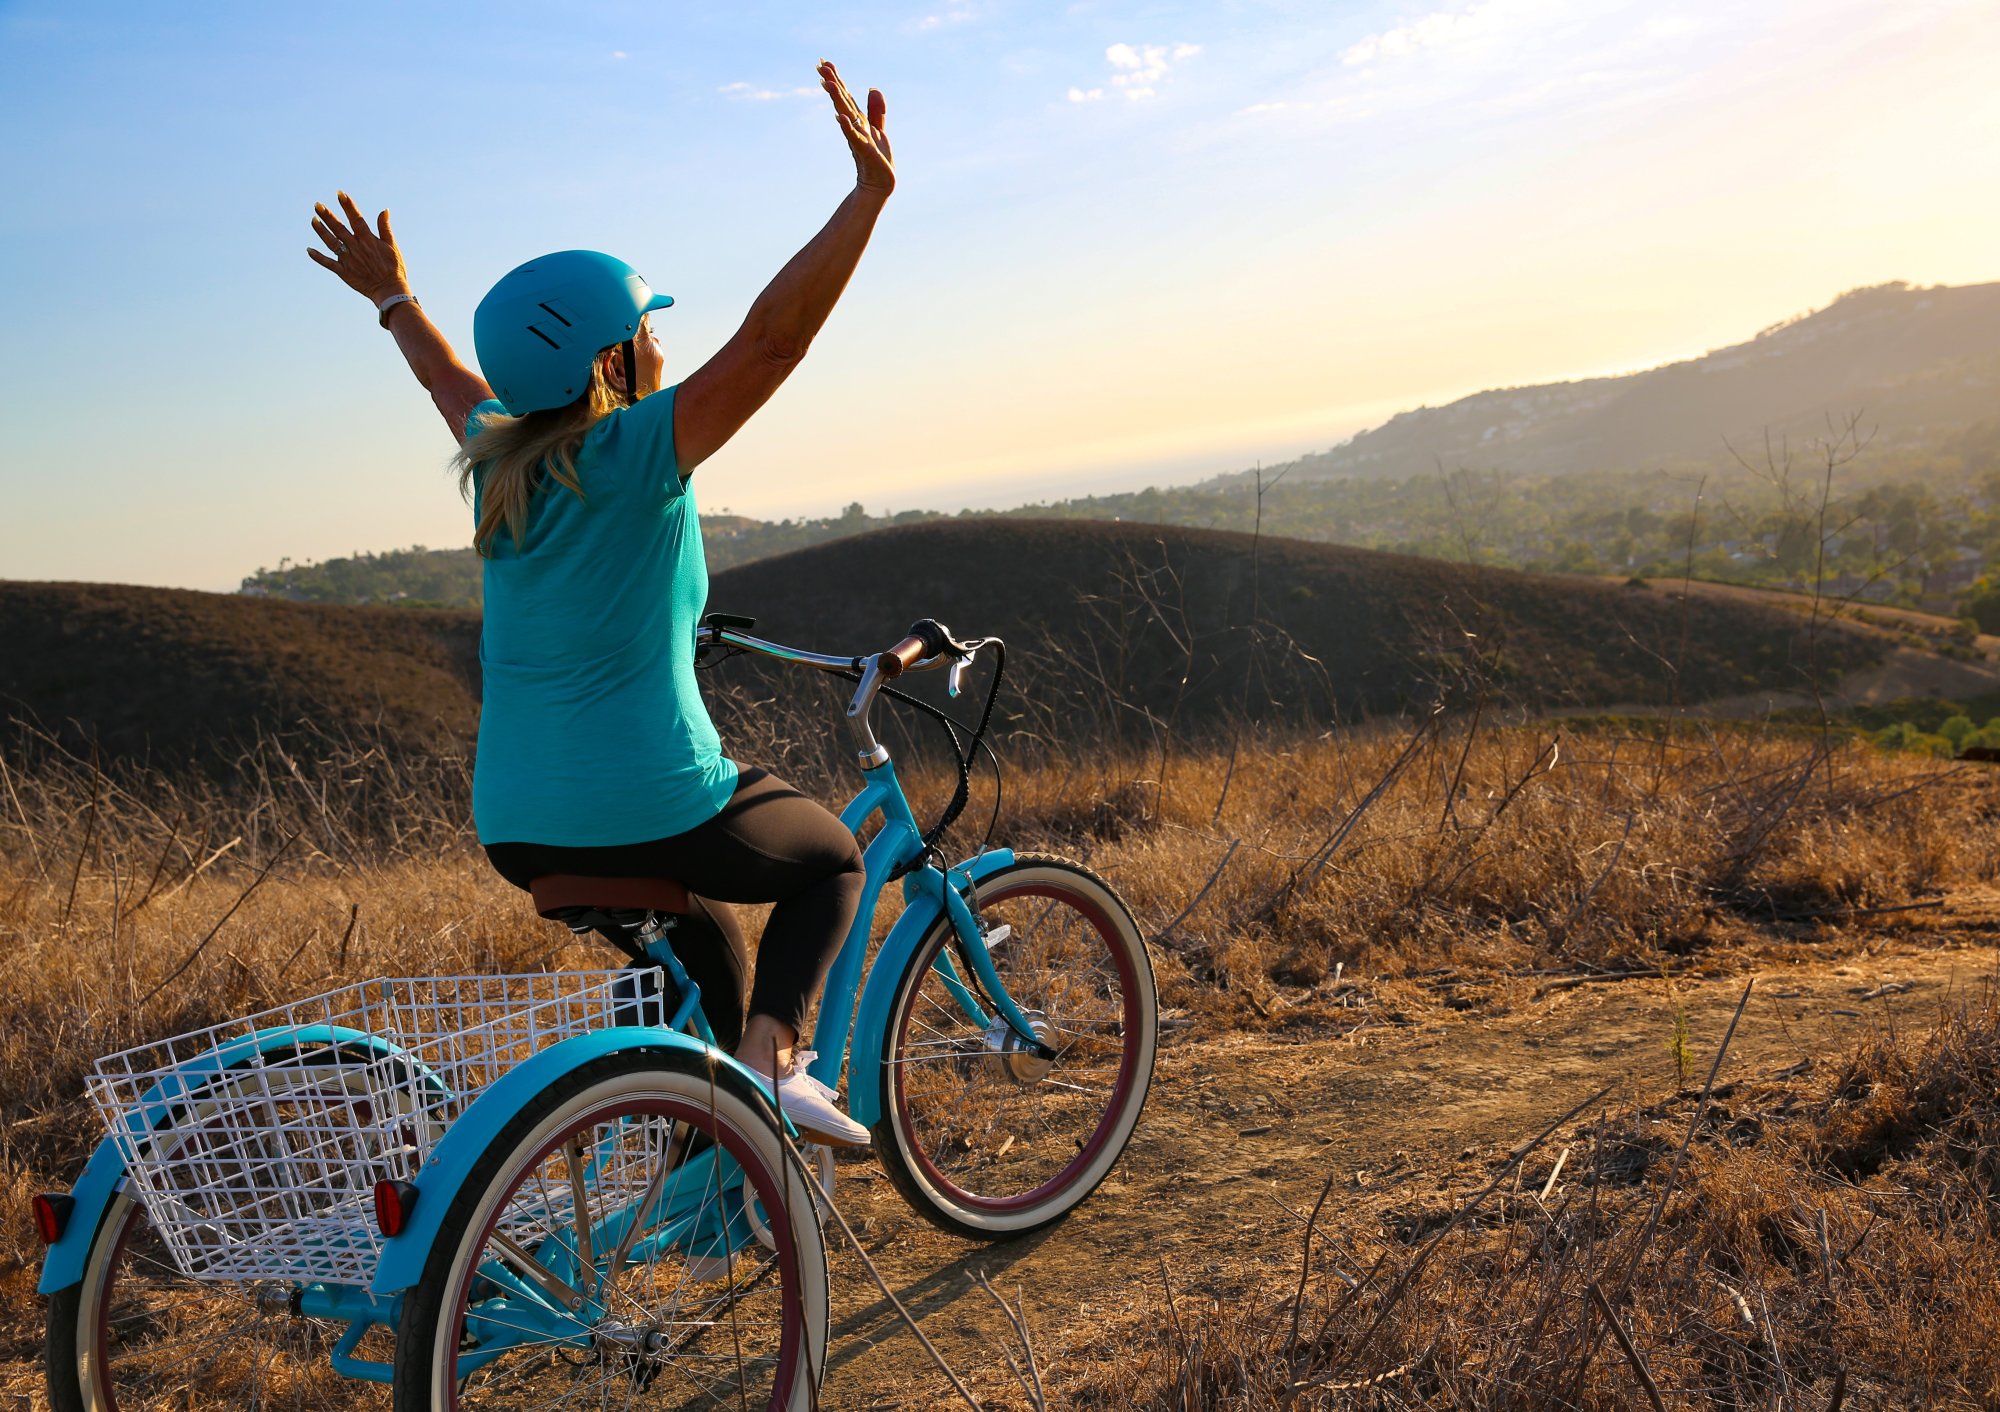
top-left (762, 1051), bottom-right (870, 1148)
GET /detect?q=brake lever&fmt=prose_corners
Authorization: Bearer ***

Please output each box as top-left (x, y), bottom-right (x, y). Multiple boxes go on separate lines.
top-left (946, 657), bottom-right (968, 699)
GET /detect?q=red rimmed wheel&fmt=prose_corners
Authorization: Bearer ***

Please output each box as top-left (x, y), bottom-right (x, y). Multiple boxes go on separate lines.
top-left (872, 854), bottom-right (1158, 1238)
top-left (391, 1048), bottom-right (827, 1412)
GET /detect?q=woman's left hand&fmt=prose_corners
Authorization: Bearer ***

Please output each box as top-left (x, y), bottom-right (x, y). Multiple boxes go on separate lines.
top-left (818, 61), bottom-right (894, 197)
top-left (307, 191), bottom-right (412, 304)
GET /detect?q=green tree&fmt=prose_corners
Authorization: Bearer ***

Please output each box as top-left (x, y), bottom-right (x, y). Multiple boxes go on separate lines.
top-left (1964, 586), bottom-right (2000, 634)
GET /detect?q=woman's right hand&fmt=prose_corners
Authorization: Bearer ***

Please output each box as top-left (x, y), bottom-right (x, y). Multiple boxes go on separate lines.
top-left (307, 191), bottom-right (412, 305)
top-left (305, 190), bottom-right (491, 442)
top-left (818, 61), bottom-right (894, 198)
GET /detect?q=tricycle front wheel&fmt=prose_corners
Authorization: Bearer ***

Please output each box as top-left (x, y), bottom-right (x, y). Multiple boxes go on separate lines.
top-left (872, 853), bottom-right (1159, 1238)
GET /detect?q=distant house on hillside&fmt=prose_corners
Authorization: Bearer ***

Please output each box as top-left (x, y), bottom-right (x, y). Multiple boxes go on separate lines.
top-left (1923, 551), bottom-right (1984, 597)
top-left (1822, 571), bottom-right (1901, 603)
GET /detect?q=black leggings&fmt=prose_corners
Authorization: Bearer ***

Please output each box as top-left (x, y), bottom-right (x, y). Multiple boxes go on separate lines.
top-left (485, 768), bottom-right (866, 1052)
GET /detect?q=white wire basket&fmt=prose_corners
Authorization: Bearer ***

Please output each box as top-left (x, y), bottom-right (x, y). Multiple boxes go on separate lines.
top-left (87, 968), bottom-right (665, 1286)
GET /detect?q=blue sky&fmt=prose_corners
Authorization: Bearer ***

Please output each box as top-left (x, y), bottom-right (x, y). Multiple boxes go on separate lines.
top-left (4, 0), bottom-right (1998, 588)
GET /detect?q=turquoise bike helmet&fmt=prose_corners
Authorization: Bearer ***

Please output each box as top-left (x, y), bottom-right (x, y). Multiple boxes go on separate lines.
top-left (473, 251), bottom-right (674, 415)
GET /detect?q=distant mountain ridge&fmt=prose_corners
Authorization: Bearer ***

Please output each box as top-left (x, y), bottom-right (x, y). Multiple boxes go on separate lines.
top-left (1223, 281), bottom-right (2000, 484)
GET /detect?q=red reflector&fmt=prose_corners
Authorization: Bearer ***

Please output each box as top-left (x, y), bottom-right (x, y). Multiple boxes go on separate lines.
top-left (373, 1180), bottom-right (418, 1237)
top-left (33, 1194), bottom-right (73, 1245)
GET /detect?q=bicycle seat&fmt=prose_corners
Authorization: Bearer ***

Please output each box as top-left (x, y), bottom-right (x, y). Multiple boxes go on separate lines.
top-left (530, 874), bottom-right (691, 931)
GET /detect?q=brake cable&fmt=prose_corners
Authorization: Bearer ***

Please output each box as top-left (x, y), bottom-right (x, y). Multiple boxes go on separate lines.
top-left (846, 636), bottom-right (1006, 875)
top-left (904, 638), bottom-right (1004, 860)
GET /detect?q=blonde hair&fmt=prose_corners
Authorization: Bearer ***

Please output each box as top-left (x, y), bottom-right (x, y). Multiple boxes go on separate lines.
top-left (455, 351), bottom-right (632, 557)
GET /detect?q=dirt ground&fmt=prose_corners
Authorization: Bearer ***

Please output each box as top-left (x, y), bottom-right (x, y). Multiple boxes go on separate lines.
top-left (1598, 575), bottom-right (2000, 654)
top-left (815, 911), bottom-right (2000, 1409)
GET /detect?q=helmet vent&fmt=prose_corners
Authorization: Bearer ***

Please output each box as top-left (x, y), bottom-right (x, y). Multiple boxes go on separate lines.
top-left (526, 325), bottom-right (562, 350)
top-left (536, 301), bottom-right (574, 328)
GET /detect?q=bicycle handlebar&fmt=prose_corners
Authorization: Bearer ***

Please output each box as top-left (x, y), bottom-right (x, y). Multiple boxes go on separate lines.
top-left (694, 624), bottom-right (857, 673)
top-left (696, 619), bottom-right (984, 679)
top-left (704, 612), bottom-right (1016, 820)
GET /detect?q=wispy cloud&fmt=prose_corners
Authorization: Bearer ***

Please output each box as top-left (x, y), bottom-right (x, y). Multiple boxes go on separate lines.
top-left (911, 0), bottom-right (975, 33)
top-left (718, 80), bottom-right (817, 101)
top-left (1340, 1), bottom-right (1542, 67)
top-left (1075, 40), bottom-right (1200, 103)
top-left (1232, 0), bottom-right (1682, 125)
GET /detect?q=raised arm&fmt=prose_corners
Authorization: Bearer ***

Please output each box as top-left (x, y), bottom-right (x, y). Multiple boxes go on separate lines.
top-left (673, 60), bottom-right (895, 475)
top-left (307, 193), bottom-right (492, 444)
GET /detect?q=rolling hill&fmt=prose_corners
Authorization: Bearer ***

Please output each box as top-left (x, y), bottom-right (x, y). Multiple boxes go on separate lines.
top-left (238, 281), bottom-right (2000, 612)
top-left (0, 581), bottom-right (482, 766)
top-left (1244, 281), bottom-right (2000, 484)
top-left (2, 522), bottom-right (1893, 772)
top-left (701, 520), bottom-right (1886, 731)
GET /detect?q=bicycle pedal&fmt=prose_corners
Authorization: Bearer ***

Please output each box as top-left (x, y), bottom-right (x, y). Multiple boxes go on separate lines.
top-left (685, 1252), bottom-right (736, 1283)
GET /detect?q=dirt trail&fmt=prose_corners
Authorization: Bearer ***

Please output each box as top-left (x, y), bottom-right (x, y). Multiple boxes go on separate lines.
top-left (816, 932), bottom-right (2000, 1408)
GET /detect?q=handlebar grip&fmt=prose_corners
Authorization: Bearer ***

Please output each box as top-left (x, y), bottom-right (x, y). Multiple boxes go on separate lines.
top-left (877, 635), bottom-right (929, 678)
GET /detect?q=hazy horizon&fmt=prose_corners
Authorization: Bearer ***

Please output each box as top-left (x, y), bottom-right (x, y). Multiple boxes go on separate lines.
top-left (5, 0), bottom-right (1998, 590)
top-left (12, 276), bottom-right (1979, 595)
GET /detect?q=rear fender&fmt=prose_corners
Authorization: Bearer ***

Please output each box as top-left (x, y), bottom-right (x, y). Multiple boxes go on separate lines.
top-left (370, 1029), bottom-right (764, 1296)
top-left (843, 848), bottom-right (1015, 1127)
top-left (36, 1132), bottom-right (130, 1295)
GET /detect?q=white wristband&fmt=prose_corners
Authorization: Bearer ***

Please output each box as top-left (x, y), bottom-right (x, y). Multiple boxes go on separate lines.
top-left (376, 292), bottom-right (419, 328)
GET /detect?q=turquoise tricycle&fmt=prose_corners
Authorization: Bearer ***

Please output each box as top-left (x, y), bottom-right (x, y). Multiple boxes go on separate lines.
top-left (35, 619), bottom-right (1158, 1410)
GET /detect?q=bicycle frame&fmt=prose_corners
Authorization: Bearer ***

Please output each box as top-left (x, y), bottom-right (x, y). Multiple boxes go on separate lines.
top-left (682, 623), bottom-right (1051, 1124)
top-left (804, 761), bottom-right (1030, 1124)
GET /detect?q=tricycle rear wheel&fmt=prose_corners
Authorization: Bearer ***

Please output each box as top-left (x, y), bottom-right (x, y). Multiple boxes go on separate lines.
top-left (392, 1047), bottom-right (829, 1411)
top-left (46, 1043), bottom-right (398, 1411)
top-left (45, 1190), bottom-right (387, 1411)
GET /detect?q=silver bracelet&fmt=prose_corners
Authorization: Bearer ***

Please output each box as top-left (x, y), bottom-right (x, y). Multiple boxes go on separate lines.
top-left (376, 292), bottom-right (419, 328)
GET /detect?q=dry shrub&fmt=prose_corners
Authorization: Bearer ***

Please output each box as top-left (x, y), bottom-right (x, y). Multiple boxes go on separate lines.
top-left (1052, 991), bottom-right (2000, 1409)
top-left (1004, 722), bottom-right (2000, 1027)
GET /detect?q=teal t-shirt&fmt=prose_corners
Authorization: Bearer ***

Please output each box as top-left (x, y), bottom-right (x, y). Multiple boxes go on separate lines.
top-left (468, 386), bottom-right (738, 846)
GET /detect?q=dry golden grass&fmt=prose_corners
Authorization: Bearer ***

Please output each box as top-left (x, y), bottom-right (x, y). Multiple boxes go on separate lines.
top-left (1046, 989), bottom-right (2000, 1409)
top-left (3, 709), bottom-right (1998, 1404)
top-left (999, 718), bottom-right (2000, 1024)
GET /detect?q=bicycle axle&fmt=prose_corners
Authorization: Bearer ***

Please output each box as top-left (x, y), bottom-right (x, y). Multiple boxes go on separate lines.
top-left (984, 1011), bottom-right (1056, 1084)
